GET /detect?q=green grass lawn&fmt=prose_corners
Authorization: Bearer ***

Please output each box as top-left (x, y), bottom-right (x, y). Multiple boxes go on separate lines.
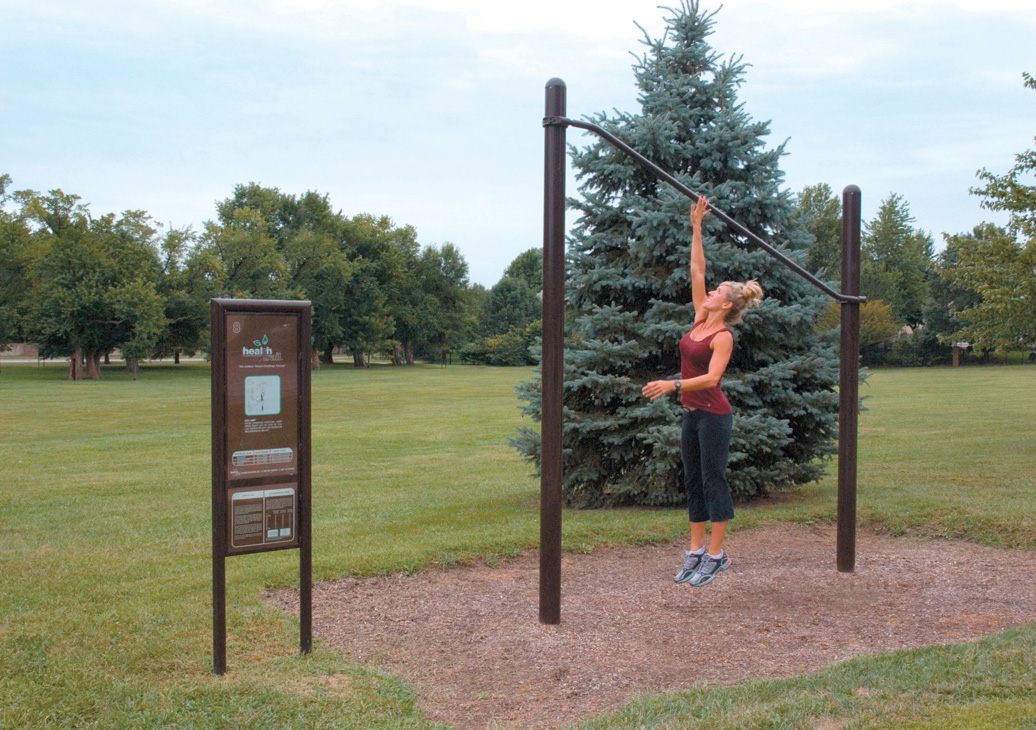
top-left (1, 361), bottom-right (1034, 729)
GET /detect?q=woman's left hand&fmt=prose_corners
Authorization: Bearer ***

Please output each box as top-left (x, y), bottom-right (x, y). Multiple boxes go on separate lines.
top-left (642, 380), bottom-right (676, 401)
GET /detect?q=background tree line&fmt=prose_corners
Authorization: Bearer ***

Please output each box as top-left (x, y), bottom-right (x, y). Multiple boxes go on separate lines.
top-left (797, 75), bottom-right (1036, 366)
top-left (3, 74), bottom-right (1032, 381)
top-left (0, 179), bottom-right (504, 378)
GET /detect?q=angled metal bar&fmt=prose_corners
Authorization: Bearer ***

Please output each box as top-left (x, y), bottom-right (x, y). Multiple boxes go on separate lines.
top-left (543, 115), bottom-right (866, 305)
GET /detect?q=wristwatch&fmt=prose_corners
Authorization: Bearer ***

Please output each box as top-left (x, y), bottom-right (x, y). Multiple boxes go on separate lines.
top-left (673, 380), bottom-right (682, 393)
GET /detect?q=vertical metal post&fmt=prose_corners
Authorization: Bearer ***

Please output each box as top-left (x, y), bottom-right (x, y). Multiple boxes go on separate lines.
top-left (213, 558), bottom-right (226, 674)
top-left (298, 309), bottom-right (313, 654)
top-left (837, 185), bottom-right (862, 573)
top-left (540, 77), bottom-right (566, 624)
top-left (211, 299), bottom-right (227, 674)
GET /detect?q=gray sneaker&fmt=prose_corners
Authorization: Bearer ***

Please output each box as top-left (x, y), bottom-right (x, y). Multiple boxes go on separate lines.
top-left (674, 550), bottom-right (705, 583)
top-left (688, 552), bottom-right (731, 587)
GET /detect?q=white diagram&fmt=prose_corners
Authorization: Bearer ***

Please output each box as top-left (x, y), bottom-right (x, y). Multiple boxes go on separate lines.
top-left (244, 375), bottom-right (281, 416)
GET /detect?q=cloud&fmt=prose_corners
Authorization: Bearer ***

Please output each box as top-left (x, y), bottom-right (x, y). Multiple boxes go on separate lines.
top-left (3, 0), bottom-right (1033, 286)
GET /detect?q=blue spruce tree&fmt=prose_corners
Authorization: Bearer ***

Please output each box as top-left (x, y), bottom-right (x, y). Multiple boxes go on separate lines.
top-left (514, 0), bottom-right (839, 507)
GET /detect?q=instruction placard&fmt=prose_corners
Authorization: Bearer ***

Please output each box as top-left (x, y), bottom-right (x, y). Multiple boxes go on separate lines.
top-left (225, 313), bottom-right (299, 482)
top-left (227, 485), bottom-right (297, 554)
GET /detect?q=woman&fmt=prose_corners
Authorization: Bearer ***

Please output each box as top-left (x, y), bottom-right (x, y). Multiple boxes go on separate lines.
top-left (642, 196), bottom-right (763, 587)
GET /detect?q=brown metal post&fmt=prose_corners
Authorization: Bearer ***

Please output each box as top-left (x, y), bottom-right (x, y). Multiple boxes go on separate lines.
top-left (211, 299), bottom-right (227, 674)
top-left (837, 185), bottom-right (862, 572)
top-left (540, 78), bottom-right (566, 624)
top-left (298, 308), bottom-right (313, 654)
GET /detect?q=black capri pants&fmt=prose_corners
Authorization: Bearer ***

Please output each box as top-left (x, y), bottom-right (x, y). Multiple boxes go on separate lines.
top-left (681, 409), bottom-right (735, 523)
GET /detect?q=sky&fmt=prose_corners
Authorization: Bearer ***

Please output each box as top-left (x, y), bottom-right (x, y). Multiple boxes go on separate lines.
top-left (2, 0), bottom-right (1034, 286)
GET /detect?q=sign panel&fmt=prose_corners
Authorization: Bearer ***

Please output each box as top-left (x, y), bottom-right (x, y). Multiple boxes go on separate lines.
top-left (225, 313), bottom-right (299, 482)
top-left (227, 485), bottom-right (297, 554)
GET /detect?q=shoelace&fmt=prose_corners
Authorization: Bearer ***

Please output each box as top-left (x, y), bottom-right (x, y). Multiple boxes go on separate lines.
top-left (699, 557), bottom-right (721, 574)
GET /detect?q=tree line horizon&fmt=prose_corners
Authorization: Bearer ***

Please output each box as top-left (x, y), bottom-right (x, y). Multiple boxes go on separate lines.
top-left (0, 14), bottom-right (1031, 384)
top-left (2, 160), bottom-right (1030, 379)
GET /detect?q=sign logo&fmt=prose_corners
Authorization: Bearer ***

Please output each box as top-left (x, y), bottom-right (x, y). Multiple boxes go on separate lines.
top-left (242, 334), bottom-right (282, 361)
top-left (242, 334), bottom-right (272, 357)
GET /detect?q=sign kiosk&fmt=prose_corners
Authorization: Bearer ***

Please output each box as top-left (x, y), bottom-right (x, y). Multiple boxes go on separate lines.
top-left (210, 298), bottom-right (312, 674)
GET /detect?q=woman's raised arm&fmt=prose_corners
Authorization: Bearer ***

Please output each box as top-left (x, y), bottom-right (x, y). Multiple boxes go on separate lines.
top-left (689, 197), bottom-right (710, 322)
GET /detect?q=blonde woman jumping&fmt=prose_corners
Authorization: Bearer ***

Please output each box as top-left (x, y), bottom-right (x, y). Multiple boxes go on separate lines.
top-left (642, 197), bottom-right (764, 587)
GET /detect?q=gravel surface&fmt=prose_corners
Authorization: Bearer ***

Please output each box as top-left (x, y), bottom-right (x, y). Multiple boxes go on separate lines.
top-left (264, 523), bottom-right (1036, 730)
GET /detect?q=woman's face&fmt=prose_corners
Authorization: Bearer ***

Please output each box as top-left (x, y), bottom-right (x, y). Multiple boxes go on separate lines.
top-left (703, 284), bottom-right (732, 314)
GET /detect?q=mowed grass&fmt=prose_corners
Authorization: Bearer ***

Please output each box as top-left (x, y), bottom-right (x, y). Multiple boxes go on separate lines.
top-left (0, 361), bottom-right (1034, 729)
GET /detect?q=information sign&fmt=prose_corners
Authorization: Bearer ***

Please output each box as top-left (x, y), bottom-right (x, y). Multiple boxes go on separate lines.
top-left (211, 298), bottom-right (312, 674)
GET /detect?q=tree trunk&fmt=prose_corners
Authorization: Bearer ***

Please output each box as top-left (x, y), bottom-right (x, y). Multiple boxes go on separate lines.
top-left (174, 351), bottom-right (180, 364)
top-left (311, 348), bottom-right (321, 371)
top-left (321, 346), bottom-right (334, 365)
top-left (86, 350), bottom-right (102, 380)
top-left (104, 351), bottom-right (111, 365)
top-left (390, 347), bottom-right (402, 366)
top-left (126, 360), bottom-right (139, 374)
top-left (404, 342), bottom-right (415, 366)
top-left (69, 346), bottom-right (83, 381)
top-left (352, 352), bottom-right (368, 368)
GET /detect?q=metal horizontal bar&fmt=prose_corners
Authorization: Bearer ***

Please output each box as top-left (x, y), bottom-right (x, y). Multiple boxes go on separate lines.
top-left (546, 116), bottom-right (867, 305)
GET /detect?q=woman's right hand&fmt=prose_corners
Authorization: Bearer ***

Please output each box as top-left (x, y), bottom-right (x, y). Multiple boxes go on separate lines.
top-left (690, 196), bottom-right (710, 229)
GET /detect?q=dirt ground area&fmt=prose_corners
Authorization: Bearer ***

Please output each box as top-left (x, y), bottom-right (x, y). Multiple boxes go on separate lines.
top-left (264, 523), bottom-right (1036, 730)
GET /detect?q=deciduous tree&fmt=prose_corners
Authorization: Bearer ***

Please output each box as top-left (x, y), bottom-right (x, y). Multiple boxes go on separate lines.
top-left (17, 190), bottom-right (166, 379)
top-left (946, 72), bottom-right (1036, 352)
top-left (0, 174), bottom-right (30, 353)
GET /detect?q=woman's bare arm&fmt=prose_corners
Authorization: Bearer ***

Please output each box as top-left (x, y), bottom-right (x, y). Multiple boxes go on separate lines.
top-left (690, 197), bottom-right (709, 323)
top-left (641, 331), bottom-right (733, 401)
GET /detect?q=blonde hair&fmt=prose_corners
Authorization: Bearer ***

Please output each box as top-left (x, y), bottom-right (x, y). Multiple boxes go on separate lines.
top-left (721, 280), bottom-right (764, 324)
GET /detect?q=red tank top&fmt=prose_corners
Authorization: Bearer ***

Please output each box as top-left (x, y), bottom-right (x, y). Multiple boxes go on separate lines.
top-left (679, 321), bottom-right (733, 415)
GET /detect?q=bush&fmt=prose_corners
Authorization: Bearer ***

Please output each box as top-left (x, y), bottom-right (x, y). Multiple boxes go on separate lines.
top-left (460, 321), bottom-right (541, 366)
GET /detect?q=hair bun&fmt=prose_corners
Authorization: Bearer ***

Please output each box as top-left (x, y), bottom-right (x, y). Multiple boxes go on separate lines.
top-left (743, 279), bottom-right (764, 308)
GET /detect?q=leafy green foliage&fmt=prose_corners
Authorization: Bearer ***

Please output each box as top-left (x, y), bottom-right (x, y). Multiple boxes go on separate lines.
top-left (972, 72), bottom-right (1036, 243)
top-left (515, 1), bottom-right (839, 506)
top-left (13, 190), bottom-right (167, 378)
top-left (944, 223), bottom-right (1036, 352)
top-left (817, 299), bottom-right (902, 349)
top-left (4, 177), bottom-right (481, 372)
top-left (943, 72), bottom-right (1036, 353)
top-left (0, 174), bottom-right (31, 350)
top-left (462, 248), bottom-right (544, 366)
top-left (861, 193), bottom-right (934, 327)
top-left (477, 275), bottom-right (540, 339)
top-left (463, 320), bottom-right (542, 366)
top-left (797, 182), bottom-right (842, 283)
top-left (502, 247), bottom-right (543, 290)
top-left (153, 227), bottom-right (215, 361)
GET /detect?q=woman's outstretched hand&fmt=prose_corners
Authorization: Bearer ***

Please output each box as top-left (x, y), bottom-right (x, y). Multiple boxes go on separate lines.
top-left (642, 380), bottom-right (677, 401)
top-left (690, 196), bottom-right (710, 229)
